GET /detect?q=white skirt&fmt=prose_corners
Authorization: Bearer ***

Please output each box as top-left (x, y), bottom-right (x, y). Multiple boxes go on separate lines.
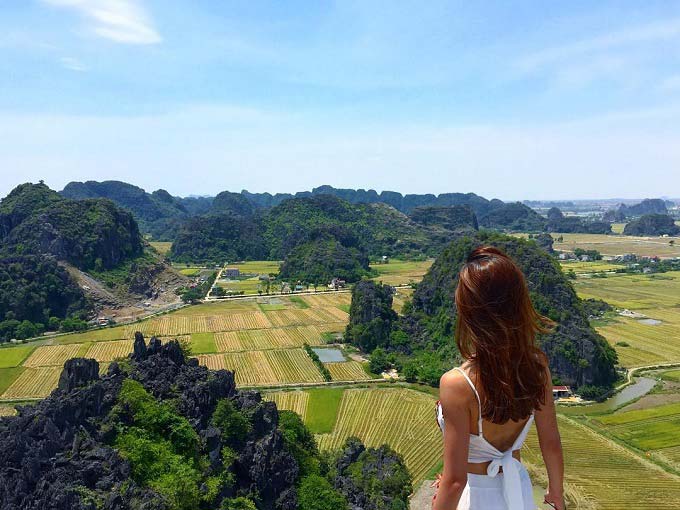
top-left (457, 464), bottom-right (536, 510)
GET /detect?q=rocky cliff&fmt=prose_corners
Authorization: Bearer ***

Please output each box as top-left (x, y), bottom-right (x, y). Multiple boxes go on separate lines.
top-left (0, 335), bottom-right (411, 510)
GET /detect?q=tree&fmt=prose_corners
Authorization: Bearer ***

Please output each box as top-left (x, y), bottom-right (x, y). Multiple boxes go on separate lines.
top-left (369, 347), bottom-right (390, 374)
top-left (221, 498), bottom-right (257, 510)
top-left (211, 399), bottom-right (251, 445)
top-left (298, 475), bottom-right (349, 510)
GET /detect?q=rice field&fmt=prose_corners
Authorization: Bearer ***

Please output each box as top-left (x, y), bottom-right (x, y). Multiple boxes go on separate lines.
top-left (301, 293), bottom-right (351, 308)
top-left (572, 271), bottom-right (680, 368)
top-left (23, 344), bottom-right (86, 367)
top-left (149, 241), bottom-right (173, 255)
top-left (264, 390), bottom-right (310, 419)
top-left (552, 233), bottom-right (680, 258)
top-left (593, 403), bottom-right (680, 453)
top-left (369, 259), bottom-right (433, 286)
top-left (523, 415), bottom-right (680, 509)
top-left (264, 307), bottom-right (349, 327)
top-left (214, 326), bottom-right (327, 351)
top-left (1, 367), bottom-right (62, 399)
top-left (315, 388), bottom-right (442, 485)
top-left (325, 361), bottom-right (372, 381)
top-left (196, 348), bottom-right (324, 386)
top-left (85, 340), bottom-right (134, 362)
top-left (58, 326), bottom-right (128, 344)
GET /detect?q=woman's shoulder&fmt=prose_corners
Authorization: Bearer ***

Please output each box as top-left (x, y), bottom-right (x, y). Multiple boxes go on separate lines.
top-left (439, 367), bottom-right (475, 403)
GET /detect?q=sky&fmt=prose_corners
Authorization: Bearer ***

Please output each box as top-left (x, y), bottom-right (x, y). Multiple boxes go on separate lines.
top-left (1, 1), bottom-right (680, 201)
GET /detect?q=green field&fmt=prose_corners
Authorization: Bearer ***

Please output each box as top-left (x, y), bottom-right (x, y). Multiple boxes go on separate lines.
top-left (553, 232), bottom-right (680, 258)
top-left (0, 293), bottom-right (357, 400)
top-left (369, 259), bottom-right (433, 286)
top-left (593, 402), bottom-right (680, 451)
top-left (149, 241), bottom-right (173, 255)
top-left (661, 369), bottom-right (680, 382)
top-left (572, 271), bottom-right (680, 367)
top-left (523, 415), bottom-right (680, 509)
top-left (559, 260), bottom-right (621, 273)
top-left (0, 345), bottom-right (36, 368)
top-left (189, 332), bottom-right (217, 354)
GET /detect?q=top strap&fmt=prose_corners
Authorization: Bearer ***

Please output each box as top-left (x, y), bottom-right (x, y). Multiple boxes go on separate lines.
top-left (453, 367), bottom-right (484, 436)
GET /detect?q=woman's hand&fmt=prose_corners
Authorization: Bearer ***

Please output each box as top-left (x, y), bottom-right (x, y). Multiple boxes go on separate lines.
top-left (544, 491), bottom-right (566, 510)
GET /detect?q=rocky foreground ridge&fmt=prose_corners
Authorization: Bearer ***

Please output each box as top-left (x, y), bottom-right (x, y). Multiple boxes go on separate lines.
top-left (0, 335), bottom-right (411, 510)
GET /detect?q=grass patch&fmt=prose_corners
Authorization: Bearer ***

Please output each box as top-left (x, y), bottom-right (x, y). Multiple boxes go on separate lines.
top-left (189, 333), bottom-right (216, 354)
top-left (597, 402), bottom-right (680, 426)
top-left (258, 303), bottom-right (288, 311)
top-left (662, 369), bottom-right (680, 382)
top-left (304, 387), bottom-right (344, 434)
top-left (0, 345), bottom-right (36, 368)
top-left (179, 267), bottom-right (203, 276)
top-left (0, 367), bottom-right (26, 395)
top-left (338, 304), bottom-right (350, 313)
top-left (57, 326), bottom-right (128, 344)
top-left (289, 296), bottom-right (310, 309)
top-left (149, 241), bottom-right (173, 256)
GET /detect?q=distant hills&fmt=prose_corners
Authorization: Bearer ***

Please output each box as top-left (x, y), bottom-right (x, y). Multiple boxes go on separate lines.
top-left (346, 232), bottom-right (618, 392)
top-left (0, 182), bottom-right (146, 341)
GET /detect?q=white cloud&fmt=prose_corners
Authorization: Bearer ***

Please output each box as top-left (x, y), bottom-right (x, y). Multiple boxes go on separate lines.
top-left (59, 56), bottom-right (87, 71)
top-left (42, 0), bottom-right (161, 45)
top-left (517, 18), bottom-right (680, 73)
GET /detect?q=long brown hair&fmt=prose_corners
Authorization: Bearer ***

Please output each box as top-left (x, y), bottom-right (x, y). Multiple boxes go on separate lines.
top-left (455, 246), bottom-right (554, 423)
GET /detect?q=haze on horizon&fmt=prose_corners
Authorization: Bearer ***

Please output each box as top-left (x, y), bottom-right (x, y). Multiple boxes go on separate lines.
top-left (2, 1), bottom-right (680, 201)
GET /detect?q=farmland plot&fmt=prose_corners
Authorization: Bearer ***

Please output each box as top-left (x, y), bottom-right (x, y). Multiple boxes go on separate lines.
top-left (223, 351), bottom-right (277, 386)
top-left (85, 340), bottom-right (134, 362)
top-left (523, 416), bottom-right (680, 510)
top-left (23, 344), bottom-right (84, 367)
top-left (2, 367), bottom-right (61, 399)
top-left (196, 354), bottom-right (227, 371)
top-left (301, 293), bottom-right (351, 308)
top-left (264, 390), bottom-right (309, 419)
top-left (325, 361), bottom-right (372, 381)
top-left (315, 388), bottom-right (441, 485)
top-left (264, 349), bottom-right (324, 384)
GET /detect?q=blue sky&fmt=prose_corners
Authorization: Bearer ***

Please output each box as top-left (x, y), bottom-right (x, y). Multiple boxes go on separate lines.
top-left (1, 1), bottom-right (680, 200)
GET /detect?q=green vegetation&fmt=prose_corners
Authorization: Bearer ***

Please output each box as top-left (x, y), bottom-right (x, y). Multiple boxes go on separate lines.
top-left (358, 232), bottom-right (617, 390)
top-left (478, 202), bottom-right (546, 232)
top-left (623, 213), bottom-right (680, 236)
top-left (0, 367), bottom-right (25, 394)
top-left (304, 344), bottom-right (332, 382)
top-left (0, 345), bottom-right (35, 368)
top-left (61, 180), bottom-right (195, 241)
top-left (546, 207), bottom-right (612, 234)
top-left (111, 379), bottom-right (209, 510)
top-left (298, 474), bottom-right (348, 510)
top-left (345, 281), bottom-right (398, 352)
top-left (279, 230), bottom-right (371, 284)
top-left (305, 388), bottom-right (344, 434)
top-left (408, 205), bottom-right (478, 232)
top-left (0, 255), bottom-right (91, 342)
top-left (189, 332), bottom-right (217, 354)
top-left (573, 271), bottom-right (680, 368)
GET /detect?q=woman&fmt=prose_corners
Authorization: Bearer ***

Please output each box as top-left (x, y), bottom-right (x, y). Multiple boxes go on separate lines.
top-left (432, 246), bottom-right (565, 510)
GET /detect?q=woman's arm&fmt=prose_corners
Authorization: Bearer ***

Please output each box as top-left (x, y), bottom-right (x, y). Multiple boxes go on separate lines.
top-left (534, 363), bottom-right (566, 510)
top-left (433, 371), bottom-right (471, 510)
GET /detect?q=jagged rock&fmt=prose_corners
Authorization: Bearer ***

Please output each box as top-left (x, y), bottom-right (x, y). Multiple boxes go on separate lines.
top-left (131, 331), bottom-right (146, 360)
top-left (58, 358), bottom-right (100, 393)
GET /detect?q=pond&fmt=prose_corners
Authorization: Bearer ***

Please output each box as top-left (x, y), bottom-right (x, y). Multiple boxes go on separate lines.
top-left (638, 318), bottom-right (662, 325)
top-left (312, 348), bottom-right (345, 362)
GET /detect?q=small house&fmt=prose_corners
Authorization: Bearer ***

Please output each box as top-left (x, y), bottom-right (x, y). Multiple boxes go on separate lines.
top-left (552, 386), bottom-right (572, 400)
